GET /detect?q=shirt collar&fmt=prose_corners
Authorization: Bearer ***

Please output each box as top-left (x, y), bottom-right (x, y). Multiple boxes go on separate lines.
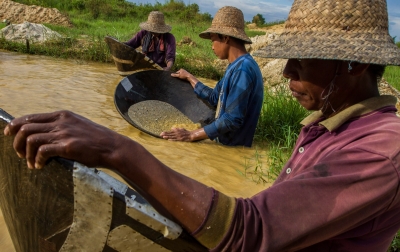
top-left (301, 95), bottom-right (398, 131)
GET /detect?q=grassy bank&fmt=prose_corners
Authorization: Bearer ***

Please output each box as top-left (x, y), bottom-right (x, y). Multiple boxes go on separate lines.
top-left (238, 83), bottom-right (310, 184)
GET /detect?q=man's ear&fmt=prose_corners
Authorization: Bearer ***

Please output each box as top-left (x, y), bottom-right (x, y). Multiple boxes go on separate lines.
top-left (349, 62), bottom-right (369, 76)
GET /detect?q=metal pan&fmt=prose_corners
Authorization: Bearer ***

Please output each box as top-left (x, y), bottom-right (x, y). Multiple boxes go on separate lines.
top-left (114, 70), bottom-right (216, 138)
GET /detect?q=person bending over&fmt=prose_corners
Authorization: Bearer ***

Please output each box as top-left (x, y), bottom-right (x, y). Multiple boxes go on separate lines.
top-left (125, 11), bottom-right (176, 71)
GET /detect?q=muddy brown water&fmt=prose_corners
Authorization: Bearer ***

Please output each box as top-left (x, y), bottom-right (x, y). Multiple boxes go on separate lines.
top-left (0, 50), bottom-right (269, 251)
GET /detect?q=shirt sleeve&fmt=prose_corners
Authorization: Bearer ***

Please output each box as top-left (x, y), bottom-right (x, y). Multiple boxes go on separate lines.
top-left (200, 149), bottom-right (400, 251)
top-left (125, 30), bottom-right (146, 49)
top-left (204, 70), bottom-right (254, 140)
top-left (165, 33), bottom-right (176, 64)
top-left (194, 81), bottom-right (221, 107)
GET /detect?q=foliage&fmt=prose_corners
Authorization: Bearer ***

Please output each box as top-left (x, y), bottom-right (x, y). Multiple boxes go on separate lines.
top-left (264, 20), bottom-right (285, 28)
top-left (252, 14), bottom-right (266, 26)
top-left (11, 0), bottom-right (212, 22)
top-left (389, 231), bottom-right (400, 252)
top-left (240, 84), bottom-right (310, 184)
top-left (383, 66), bottom-right (400, 91)
top-left (3, 0), bottom-right (220, 77)
top-left (245, 29), bottom-right (266, 37)
top-left (254, 84), bottom-right (310, 144)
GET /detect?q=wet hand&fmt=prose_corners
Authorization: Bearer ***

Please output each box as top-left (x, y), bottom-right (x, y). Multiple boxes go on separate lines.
top-left (160, 127), bottom-right (193, 142)
top-left (171, 68), bottom-right (199, 88)
top-left (170, 68), bottom-right (191, 79)
top-left (3, 110), bottom-right (124, 170)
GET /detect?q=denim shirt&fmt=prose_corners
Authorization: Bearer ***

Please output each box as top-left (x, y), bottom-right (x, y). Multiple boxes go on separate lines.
top-left (193, 54), bottom-right (264, 147)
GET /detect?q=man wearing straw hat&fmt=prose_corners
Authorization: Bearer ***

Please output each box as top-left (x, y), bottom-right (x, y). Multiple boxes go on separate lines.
top-left (161, 6), bottom-right (264, 147)
top-left (4, 0), bottom-right (400, 251)
top-left (125, 11), bottom-right (176, 71)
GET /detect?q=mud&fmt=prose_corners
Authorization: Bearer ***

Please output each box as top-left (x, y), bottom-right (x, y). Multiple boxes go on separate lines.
top-left (0, 0), bottom-right (72, 27)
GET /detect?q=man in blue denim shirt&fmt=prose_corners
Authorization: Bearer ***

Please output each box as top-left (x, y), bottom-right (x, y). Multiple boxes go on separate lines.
top-left (160, 6), bottom-right (264, 147)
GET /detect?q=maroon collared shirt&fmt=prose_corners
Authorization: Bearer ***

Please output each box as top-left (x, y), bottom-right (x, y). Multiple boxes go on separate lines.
top-left (196, 96), bottom-right (400, 252)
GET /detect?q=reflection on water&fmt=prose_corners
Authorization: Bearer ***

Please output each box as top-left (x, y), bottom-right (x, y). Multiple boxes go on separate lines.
top-left (0, 50), bottom-right (269, 251)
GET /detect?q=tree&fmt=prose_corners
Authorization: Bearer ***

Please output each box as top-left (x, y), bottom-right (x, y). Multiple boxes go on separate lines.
top-left (252, 13), bottom-right (266, 26)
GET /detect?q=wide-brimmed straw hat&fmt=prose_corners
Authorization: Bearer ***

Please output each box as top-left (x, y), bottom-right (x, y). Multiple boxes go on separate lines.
top-left (254, 0), bottom-right (400, 66)
top-left (139, 11), bottom-right (171, 34)
top-left (199, 6), bottom-right (252, 44)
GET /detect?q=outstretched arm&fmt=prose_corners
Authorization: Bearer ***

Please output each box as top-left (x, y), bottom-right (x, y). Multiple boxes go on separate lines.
top-left (3, 110), bottom-right (213, 233)
top-left (171, 68), bottom-right (200, 88)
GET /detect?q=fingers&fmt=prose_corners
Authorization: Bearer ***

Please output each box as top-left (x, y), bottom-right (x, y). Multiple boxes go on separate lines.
top-left (4, 111), bottom-right (75, 168)
top-left (4, 111), bottom-right (64, 136)
top-left (160, 128), bottom-right (190, 141)
top-left (25, 133), bottom-right (60, 169)
top-left (170, 68), bottom-right (189, 78)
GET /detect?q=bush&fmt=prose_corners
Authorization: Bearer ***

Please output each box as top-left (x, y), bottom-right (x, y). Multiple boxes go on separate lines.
top-left (72, 0), bottom-right (85, 10)
top-left (252, 14), bottom-right (266, 26)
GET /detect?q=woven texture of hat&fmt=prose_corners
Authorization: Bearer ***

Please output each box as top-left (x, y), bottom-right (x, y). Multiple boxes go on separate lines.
top-left (139, 11), bottom-right (171, 34)
top-left (254, 0), bottom-right (400, 66)
top-left (199, 6), bottom-right (251, 44)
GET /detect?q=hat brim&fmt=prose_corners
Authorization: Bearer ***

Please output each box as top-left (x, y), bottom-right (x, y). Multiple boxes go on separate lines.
top-left (254, 30), bottom-right (400, 66)
top-left (199, 27), bottom-right (252, 44)
top-left (139, 22), bottom-right (171, 34)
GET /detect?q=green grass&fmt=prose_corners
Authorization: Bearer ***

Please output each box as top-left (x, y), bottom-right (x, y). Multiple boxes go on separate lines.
top-left (245, 29), bottom-right (266, 37)
top-left (384, 66), bottom-right (400, 91)
top-left (239, 83), bottom-right (311, 184)
top-left (1, 0), bottom-right (224, 79)
top-left (389, 231), bottom-right (400, 252)
top-left (383, 41), bottom-right (400, 91)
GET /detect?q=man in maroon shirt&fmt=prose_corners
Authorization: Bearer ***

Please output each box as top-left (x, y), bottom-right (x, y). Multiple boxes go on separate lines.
top-left (4, 1), bottom-right (400, 251)
top-left (125, 11), bottom-right (176, 71)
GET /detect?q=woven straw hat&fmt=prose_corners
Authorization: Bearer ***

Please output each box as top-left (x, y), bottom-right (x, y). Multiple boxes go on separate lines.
top-left (139, 11), bottom-right (171, 34)
top-left (199, 6), bottom-right (252, 44)
top-left (254, 0), bottom-right (400, 66)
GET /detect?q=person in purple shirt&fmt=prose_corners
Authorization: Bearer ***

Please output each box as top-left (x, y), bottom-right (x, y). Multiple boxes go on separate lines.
top-left (160, 6), bottom-right (264, 147)
top-left (125, 11), bottom-right (176, 71)
top-left (3, 1), bottom-right (400, 251)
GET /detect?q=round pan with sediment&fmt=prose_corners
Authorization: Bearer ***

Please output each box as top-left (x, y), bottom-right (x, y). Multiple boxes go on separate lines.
top-left (128, 100), bottom-right (201, 136)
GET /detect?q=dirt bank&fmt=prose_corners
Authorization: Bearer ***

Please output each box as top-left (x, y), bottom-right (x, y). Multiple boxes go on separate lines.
top-left (0, 0), bottom-right (72, 27)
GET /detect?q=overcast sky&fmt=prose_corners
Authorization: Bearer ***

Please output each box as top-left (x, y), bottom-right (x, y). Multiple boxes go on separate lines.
top-left (128, 0), bottom-right (400, 42)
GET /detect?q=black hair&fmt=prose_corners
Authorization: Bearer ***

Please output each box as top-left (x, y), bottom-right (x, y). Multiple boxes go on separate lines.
top-left (216, 33), bottom-right (245, 45)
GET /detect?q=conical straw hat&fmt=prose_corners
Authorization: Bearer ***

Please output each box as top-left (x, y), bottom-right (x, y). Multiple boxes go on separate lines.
top-left (139, 11), bottom-right (172, 34)
top-left (254, 0), bottom-right (400, 66)
top-left (199, 6), bottom-right (252, 44)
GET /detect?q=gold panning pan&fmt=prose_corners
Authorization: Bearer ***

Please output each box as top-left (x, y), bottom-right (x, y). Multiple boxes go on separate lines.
top-left (114, 70), bottom-right (215, 138)
top-left (105, 36), bottom-right (163, 76)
